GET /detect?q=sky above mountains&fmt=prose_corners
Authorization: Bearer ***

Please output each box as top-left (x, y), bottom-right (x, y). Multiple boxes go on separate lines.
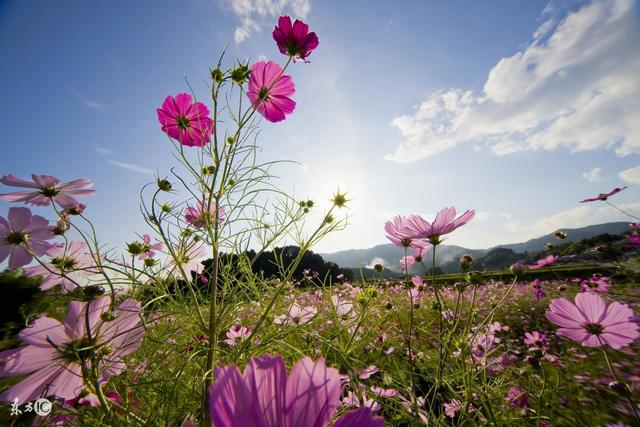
top-left (0, 0), bottom-right (638, 254)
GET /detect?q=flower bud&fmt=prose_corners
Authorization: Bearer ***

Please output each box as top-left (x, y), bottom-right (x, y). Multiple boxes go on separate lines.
top-left (100, 311), bottom-right (116, 322)
top-left (374, 264), bottom-right (384, 273)
top-left (459, 254), bottom-right (474, 271)
top-left (554, 231), bottom-right (567, 240)
top-left (609, 381), bottom-right (632, 397)
top-left (231, 64), bottom-right (250, 85)
top-left (544, 242), bottom-right (554, 250)
top-left (384, 302), bottom-right (393, 310)
top-left (211, 67), bottom-right (224, 83)
top-left (83, 285), bottom-right (105, 299)
top-left (161, 203), bottom-right (172, 213)
top-left (144, 258), bottom-right (157, 267)
top-left (157, 179), bottom-right (172, 192)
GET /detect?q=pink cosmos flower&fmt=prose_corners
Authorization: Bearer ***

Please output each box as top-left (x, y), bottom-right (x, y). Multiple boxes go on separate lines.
top-left (580, 275), bottom-right (611, 293)
top-left (24, 241), bottom-right (96, 293)
top-left (579, 186), bottom-right (627, 203)
top-left (0, 207), bottom-right (55, 268)
top-left (531, 279), bottom-right (546, 300)
top-left (272, 15), bottom-right (319, 62)
top-left (0, 297), bottom-right (143, 403)
top-left (224, 326), bottom-right (252, 346)
top-left (332, 295), bottom-right (355, 319)
top-left (209, 354), bottom-right (383, 427)
top-left (443, 399), bottom-right (462, 418)
top-left (171, 241), bottom-right (208, 277)
top-left (274, 303), bottom-right (317, 325)
top-left (183, 198), bottom-right (225, 229)
top-left (0, 174), bottom-right (95, 208)
top-left (358, 365), bottom-right (379, 380)
top-left (384, 215), bottom-right (430, 250)
top-left (138, 234), bottom-right (163, 260)
top-left (156, 93), bottom-right (214, 147)
top-left (523, 331), bottom-right (548, 348)
top-left (404, 207), bottom-right (475, 245)
top-left (370, 387), bottom-right (398, 398)
top-left (546, 292), bottom-right (639, 349)
top-left (507, 386), bottom-right (529, 408)
top-left (247, 61), bottom-right (296, 123)
top-left (528, 254), bottom-right (558, 270)
top-left (342, 389), bottom-right (382, 413)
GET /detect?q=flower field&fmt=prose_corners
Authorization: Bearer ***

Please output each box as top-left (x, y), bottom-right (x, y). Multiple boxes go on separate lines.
top-left (1, 13), bottom-right (639, 427)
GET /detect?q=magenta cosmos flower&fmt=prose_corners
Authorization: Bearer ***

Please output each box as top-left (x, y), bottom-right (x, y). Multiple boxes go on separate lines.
top-left (579, 186), bottom-right (627, 203)
top-left (209, 354), bottom-right (383, 427)
top-left (273, 15), bottom-right (319, 62)
top-left (0, 207), bottom-right (55, 268)
top-left (384, 215), bottom-right (429, 249)
top-left (404, 207), bottom-right (475, 245)
top-left (157, 93), bottom-right (214, 147)
top-left (184, 198), bottom-right (225, 229)
top-left (546, 292), bottom-right (639, 349)
top-left (528, 254), bottom-right (558, 270)
top-left (0, 174), bottom-right (95, 208)
top-left (24, 241), bottom-right (97, 293)
top-left (139, 234), bottom-right (163, 260)
top-left (247, 61), bottom-right (296, 123)
top-left (523, 331), bottom-right (548, 348)
top-left (0, 297), bottom-right (143, 403)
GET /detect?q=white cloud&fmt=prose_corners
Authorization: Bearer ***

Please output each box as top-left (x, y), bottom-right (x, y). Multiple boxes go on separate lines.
top-left (222, 0), bottom-right (311, 43)
top-left (505, 202), bottom-right (638, 243)
top-left (582, 166), bottom-right (602, 182)
top-left (108, 160), bottom-right (154, 175)
top-left (387, 0), bottom-right (640, 162)
top-left (94, 146), bottom-right (111, 156)
top-left (619, 165), bottom-right (640, 185)
top-left (70, 88), bottom-right (106, 111)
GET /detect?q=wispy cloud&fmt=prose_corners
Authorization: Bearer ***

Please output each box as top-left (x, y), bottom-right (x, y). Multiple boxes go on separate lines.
top-left (108, 160), bottom-right (153, 175)
top-left (582, 167), bottom-right (602, 183)
top-left (619, 165), bottom-right (640, 185)
top-left (222, 0), bottom-right (311, 43)
top-left (387, 0), bottom-right (640, 162)
top-left (70, 88), bottom-right (107, 111)
top-left (95, 146), bottom-right (111, 156)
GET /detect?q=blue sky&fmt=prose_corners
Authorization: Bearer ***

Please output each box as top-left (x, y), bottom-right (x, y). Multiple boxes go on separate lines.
top-left (0, 0), bottom-right (638, 256)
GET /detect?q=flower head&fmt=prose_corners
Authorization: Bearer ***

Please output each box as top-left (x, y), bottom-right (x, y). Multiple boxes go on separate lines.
top-left (443, 399), bottom-right (462, 418)
top-left (0, 174), bottom-right (95, 208)
top-left (579, 186), bottom-right (627, 203)
top-left (507, 386), bottom-right (529, 408)
top-left (384, 215), bottom-right (429, 249)
top-left (224, 326), bottom-right (252, 346)
top-left (523, 331), bottom-right (548, 348)
top-left (156, 93), bottom-right (214, 147)
top-left (273, 15), bottom-right (319, 62)
top-left (24, 241), bottom-right (96, 293)
top-left (528, 255), bottom-right (558, 270)
top-left (404, 207), bottom-right (475, 245)
top-left (184, 198), bottom-right (225, 229)
top-left (247, 61), bottom-right (296, 123)
top-left (546, 292), bottom-right (639, 349)
top-left (209, 354), bottom-right (383, 427)
top-left (0, 297), bottom-right (143, 402)
top-left (531, 279), bottom-right (546, 300)
top-left (580, 275), bottom-right (611, 293)
top-left (171, 241), bottom-right (208, 278)
top-left (0, 207), bottom-right (55, 268)
top-left (274, 303), bottom-right (317, 326)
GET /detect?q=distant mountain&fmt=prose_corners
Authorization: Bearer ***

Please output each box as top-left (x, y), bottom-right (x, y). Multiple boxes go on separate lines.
top-left (321, 243), bottom-right (487, 274)
top-left (321, 221), bottom-right (631, 274)
top-left (494, 222), bottom-right (631, 253)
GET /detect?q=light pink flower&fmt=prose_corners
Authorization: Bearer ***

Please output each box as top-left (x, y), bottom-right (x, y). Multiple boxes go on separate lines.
top-left (546, 292), bottom-right (639, 349)
top-left (528, 255), bottom-right (558, 270)
top-left (272, 15), bottom-right (319, 62)
top-left (443, 399), bottom-right (462, 418)
top-left (224, 326), bottom-right (252, 346)
top-left (171, 241), bottom-right (208, 277)
top-left (404, 207), bottom-right (475, 245)
top-left (370, 386), bottom-right (398, 398)
top-left (523, 331), bottom-right (548, 348)
top-left (24, 241), bottom-right (96, 293)
top-left (138, 234), bottom-right (163, 260)
top-left (384, 215), bottom-right (420, 248)
top-left (580, 275), bottom-right (610, 293)
top-left (332, 295), bottom-right (355, 319)
top-left (341, 390), bottom-right (381, 413)
top-left (0, 207), bottom-right (55, 268)
top-left (157, 93), bottom-right (213, 147)
top-left (507, 386), bottom-right (529, 408)
top-left (183, 198), bottom-right (225, 229)
top-left (0, 174), bottom-right (95, 208)
top-left (247, 61), bottom-right (296, 123)
top-left (209, 354), bottom-right (383, 427)
top-left (579, 186), bottom-right (627, 203)
top-left (358, 365), bottom-right (379, 380)
top-left (274, 303), bottom-right (317, 325)
top-left (0, 297), bottom-right (143, 403)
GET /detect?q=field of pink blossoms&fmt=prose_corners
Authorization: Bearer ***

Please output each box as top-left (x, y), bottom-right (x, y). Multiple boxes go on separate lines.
top-left (1, 15), bottom-right (639, 427)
